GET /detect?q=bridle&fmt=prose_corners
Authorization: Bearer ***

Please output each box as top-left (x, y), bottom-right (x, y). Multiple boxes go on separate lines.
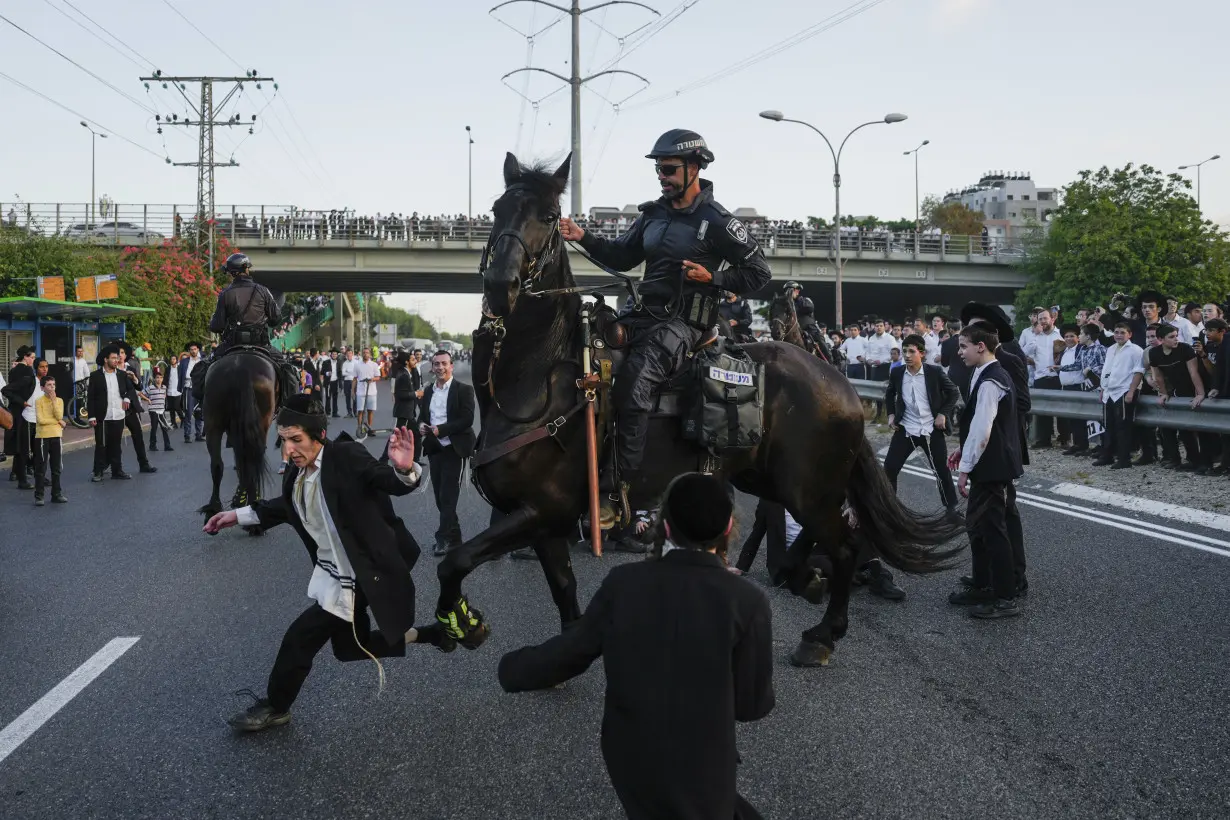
top-left (477, 199), bottom-right (562, 292)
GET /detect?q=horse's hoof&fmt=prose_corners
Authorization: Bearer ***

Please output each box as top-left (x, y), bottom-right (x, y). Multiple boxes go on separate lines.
top-left (436, 597), bottom-right (489, 650)
top-left (198, 504), bottom-right (222, 518)
top-left (789, 640), bottom-right (833, 668)
top-left (459, 620), bottom-right (490, 651)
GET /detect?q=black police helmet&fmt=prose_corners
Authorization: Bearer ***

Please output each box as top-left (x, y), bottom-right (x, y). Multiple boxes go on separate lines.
top-left (645, 129), bottom-right (714, 169)
top-left (783, 280), bottom-right (802, 292)
top-left (224, 252), bottom-right (252, 275)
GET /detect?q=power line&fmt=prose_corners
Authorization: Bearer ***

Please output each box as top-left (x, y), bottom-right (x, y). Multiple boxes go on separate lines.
top-left (0, 11), bottom-right (158, 115)
top-left (0, 70), bottom-right (166, 160)
top-left (159, 0), bottom-right (243, 70)
top-left (60, 0), bottom-right (159, 68)
top-left (629, 0), bottom-right (888, 109)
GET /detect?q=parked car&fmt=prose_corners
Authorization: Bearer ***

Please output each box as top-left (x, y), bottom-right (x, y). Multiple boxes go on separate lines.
top-left (64, 222), bottom-right (164, 244)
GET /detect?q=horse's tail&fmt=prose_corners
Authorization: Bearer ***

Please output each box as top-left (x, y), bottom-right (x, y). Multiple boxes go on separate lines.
top-left (230, 372), bottom-right (269, 499)
top-left (845, 437), bottom-right (964, 573)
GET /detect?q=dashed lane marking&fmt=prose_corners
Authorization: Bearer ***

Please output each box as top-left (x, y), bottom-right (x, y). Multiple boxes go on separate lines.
top-left (0, 637), bottom-right (140, 766)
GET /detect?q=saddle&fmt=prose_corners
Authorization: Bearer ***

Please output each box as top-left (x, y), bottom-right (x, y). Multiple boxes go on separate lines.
top-left (191, 344), bottom-right (299, 408)
top-left (588, 303), bottom-right (764, 452)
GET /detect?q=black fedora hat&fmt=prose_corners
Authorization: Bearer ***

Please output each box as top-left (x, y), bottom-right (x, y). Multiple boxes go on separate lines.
top-left (959, 302), bottom-right (1014, 344)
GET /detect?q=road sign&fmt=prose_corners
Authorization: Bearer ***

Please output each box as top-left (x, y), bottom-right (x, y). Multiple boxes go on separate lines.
top-left (37, 276), bottom-right (65, 301)
top-left (75, 274), bottom-right (119, 302)
top-left (376, 323), bottom-right (397, 345)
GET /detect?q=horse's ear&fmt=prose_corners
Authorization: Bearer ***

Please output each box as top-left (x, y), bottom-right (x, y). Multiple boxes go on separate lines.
top-left (503, 152), bottom-right (521, 188)
top-left (554, 153), bottom-right (572, 187)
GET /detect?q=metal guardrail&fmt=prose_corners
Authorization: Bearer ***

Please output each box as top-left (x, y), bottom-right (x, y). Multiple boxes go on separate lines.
top-left (848, 379), bottom-right (1230, 435)
top-left (1, 203), bottom-right (1021, 262)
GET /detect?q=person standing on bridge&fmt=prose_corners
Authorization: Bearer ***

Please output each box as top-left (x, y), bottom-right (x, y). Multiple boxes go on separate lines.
top-left (558, 129), bottom-right (772, 527)
top-left (203, 396), bottom-right (430, 733)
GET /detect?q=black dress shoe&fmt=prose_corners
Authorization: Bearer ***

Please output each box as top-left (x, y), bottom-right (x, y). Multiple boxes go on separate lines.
top-left (969, 599), bottom-right (1021, 619)
top-left (1132, 456), bottom-right (1156, 466)
top-left (1110, 461), bottom-right (1132, 470)
top-left (140, 465), bottom-right (158, 474)
top-left (868, 572), bottom-right (906, 601)
top-left (1061, 447), bottom-right (1088, 456)
top-left (949, 586), bottom-right (995, 606)
top-left (227, 699), bottom-right (291, 733)
top-left (112, 472), bottom-right (133, 480)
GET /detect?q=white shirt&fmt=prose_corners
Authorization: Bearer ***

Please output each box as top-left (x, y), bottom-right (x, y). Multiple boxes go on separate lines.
top-left (167, 363), bottom-right (181, 397)
top-left (183, 355), bottom-right (201, 389)
top-left (341, 358), bottom-right (357, 380)
top-left (102, 370), bottom-right (126, 421)
top-left (355, 359), bottom-right (380, 383)
top-left (1022, 328), bottom-right (1062, 383)
top-left (1174, 316), bottom-right (1200, 345)
top-left (235, 446), bottom-right (420, 622)
top-left (840, 335), bottom-right (868, 364)
top-left (785, 510), bottom-right (802, 546)
top-left (1099, 341), bottom-right (1145, 403)
top-left (1057, 344), bottom-right (1083, 387)
top-left (73, 356), bottom-right (91, 382)
top-left (865, 332), bottom-right (897, 365)
top-left (922, 331), bottom-right (942, 366)
top-left (22, 379), bottom-right (44, 423)
top-left (899, 366), bottom-right (933, 437)
top-left (959, 361), bottom-right (1007, 474)
top-left (429, 377), bottom-right (453, 447)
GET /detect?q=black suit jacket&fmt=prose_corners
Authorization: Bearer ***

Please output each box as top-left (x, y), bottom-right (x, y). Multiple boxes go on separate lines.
top-left (418, 378), bottom-right (477, 457)
top-left (86, 367), bottom-right (140, 421)
top-left (3, 363), bottom-right (35, 410)
top-left (392, 371), bottom-right (417, 420)
top-left (498, 550), bottom-right (774, 820)
top-left (302, 357), bottom-right (322, 391)
top-left (884, 364), bottom-right (959, 428)
top-left (248, 434), bottom-right (423, 644)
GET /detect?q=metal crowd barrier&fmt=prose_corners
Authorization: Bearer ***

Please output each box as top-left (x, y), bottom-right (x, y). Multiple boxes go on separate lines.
top-left (2, 203), bottom-right (1021, 261)
top-left (847, 379), bottom-right (1230, 435)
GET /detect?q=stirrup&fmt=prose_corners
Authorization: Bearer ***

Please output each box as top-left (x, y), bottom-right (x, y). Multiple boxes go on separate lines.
top-left (598, 482), bottom-right (631, 531)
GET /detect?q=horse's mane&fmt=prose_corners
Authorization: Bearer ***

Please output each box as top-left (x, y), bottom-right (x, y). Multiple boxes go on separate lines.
top-left (509, 159), bottom-right (569, 201)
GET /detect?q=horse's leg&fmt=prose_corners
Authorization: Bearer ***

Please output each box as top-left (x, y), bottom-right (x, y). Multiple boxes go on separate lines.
top-left (200, 430), bottom-right (225, 517)
top-left (788, 499), bottom-right (856, 667)
top-left (533, 529), bottom-right (581, 629)
top-left (434, 506), bottom-right (543, 649)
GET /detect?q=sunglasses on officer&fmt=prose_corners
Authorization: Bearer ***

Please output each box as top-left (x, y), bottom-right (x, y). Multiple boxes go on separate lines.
top-left (654, 163), bottom-right (683, 178)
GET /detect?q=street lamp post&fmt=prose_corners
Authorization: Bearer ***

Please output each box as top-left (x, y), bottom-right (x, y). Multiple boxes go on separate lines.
top-left (759, 110), bottom-right (907, 328)
top-left (904, 139), bottom-right (930, 233)
top-left (1178, 154), bottom-right (1220, 208)
top-left (80, 121), bottom-right (108, 229)
top-left (466, 125), bottom-right (474, 243)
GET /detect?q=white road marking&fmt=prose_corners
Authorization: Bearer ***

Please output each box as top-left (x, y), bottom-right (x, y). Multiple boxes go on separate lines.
top-left (895, 465), bottom-right (1230, 559)
top-left (0, 637), bottom-right (140, 765)
top-left (1049, 483), bottom-right (1230, 532)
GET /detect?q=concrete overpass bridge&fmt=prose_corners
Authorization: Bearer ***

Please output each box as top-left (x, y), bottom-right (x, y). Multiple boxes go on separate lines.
top-left (5, 203), bottom-right (1029, 326)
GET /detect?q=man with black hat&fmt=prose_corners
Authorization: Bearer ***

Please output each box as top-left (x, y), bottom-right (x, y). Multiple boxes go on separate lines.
top-left (203, 396), bottom-right (430, 732)
top-left (87, 344), bottom-right (139, 481)
top-left (499, 472), bottom-right (774, 820)
top-left (3, 345), bottom-right (37, 487)
top-left (949, 323), bottom-right (1024, 619)
top-left (559, 130), bottom-right (772, 528)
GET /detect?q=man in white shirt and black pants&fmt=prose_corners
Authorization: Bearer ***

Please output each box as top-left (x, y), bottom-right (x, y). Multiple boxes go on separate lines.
top-left (418, 350), bottom-right (477, 556)
top-left (87, 345), bottom-right (136, 480)
top-left (883, 334), bottom-right (961, 519)
top-left (203, 395), bottom-right (433, 732)
top-left (339, 349), bottom-right (357, 418)
top-left (950, 323), bottom-right (1025, 619)
top-left (1021, 308), bottom-right (1063, 449)
top-left (1094, 322), bottom-right (1146, 469)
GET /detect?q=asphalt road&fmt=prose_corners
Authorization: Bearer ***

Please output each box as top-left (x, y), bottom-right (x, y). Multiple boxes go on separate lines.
top-left (1, 365), bottom-right (1228, 819)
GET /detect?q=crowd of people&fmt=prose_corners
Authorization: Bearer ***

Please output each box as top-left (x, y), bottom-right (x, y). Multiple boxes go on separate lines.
top-left (825, 294), bottom-right (1230, 476)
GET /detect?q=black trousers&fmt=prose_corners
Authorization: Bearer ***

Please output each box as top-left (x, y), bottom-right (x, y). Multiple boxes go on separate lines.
top-left (124, 412), bottom-right (150, 467)
top-left (342, 379), bottom-right (354, 415)
top-left (1101, 395), bottom-right (1136, 465)
top-left (11, 415), bottom-right (31, 482)
top-left (266, 599), bottom-right (405, 713)
top-left (612, 317), bottom-right (697, 478)
top-left (1030, 375), bottom-right (1061, 444)
top-left (326, 380), bottom-right (339, 416)
top-left (966, 480), bottom-right (1018, 599)
top-left (428, 447), bottom-right (465, 546)
top-left (93, 419), bottom-right (125, 476)
top-left (167, 394), bottom-right (183, 427)
top-left (182, 387), bottom-right (203, 440)
top-left (32, 436), bottom-right (62, 496)
top-left (1061, 384), bottom-right (1089, 449)
top-left (734, 498), bottom-right (788, 578)
top-left (882, 426), bottom-right (959, 509)
top-left (846, 363), bottom-right (867, 380)
top-left (148, 411), bottom-right (171, 448)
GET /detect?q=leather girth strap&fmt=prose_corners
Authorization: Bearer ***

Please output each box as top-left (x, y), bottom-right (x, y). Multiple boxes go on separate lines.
top-left (470, 397), bottom-right (588, 469)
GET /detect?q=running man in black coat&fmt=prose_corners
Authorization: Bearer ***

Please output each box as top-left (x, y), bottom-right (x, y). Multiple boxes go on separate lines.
top-left (499, 473), bottom-right (774, 820)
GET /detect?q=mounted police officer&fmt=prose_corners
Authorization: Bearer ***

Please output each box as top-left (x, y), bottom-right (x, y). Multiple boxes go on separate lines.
top-left (719, 290), bottom-right (755, 342)
top-left (784, 280), bottom-right (830, 358)
top-left (199, 253), bottom-right (297, 404)
top-left (559, 128), bottom-right (772, 527)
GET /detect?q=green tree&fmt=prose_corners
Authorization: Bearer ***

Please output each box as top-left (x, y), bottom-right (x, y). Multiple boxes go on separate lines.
top-left (1013, 163), bottom-right (1230, 323)
top-left (365, 296), bottom-right (438, 341)
top-left (921, 195), bottom-right (985, 235)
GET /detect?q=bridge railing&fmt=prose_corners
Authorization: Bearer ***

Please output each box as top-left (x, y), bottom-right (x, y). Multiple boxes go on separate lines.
top-left (1, 203), bottom-right (1023, 262)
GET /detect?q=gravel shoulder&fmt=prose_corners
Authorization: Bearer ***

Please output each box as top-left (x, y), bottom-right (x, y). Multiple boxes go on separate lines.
top-left (862, 421), bottom-right (1229, 515)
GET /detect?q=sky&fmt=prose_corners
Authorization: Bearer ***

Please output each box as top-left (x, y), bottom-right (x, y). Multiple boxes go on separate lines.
top-left (2, 0), bottom-right (1227, 332)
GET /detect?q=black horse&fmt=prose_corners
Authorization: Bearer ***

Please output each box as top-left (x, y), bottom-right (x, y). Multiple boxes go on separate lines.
top-left (196, 352), bottom-right (276, 535)
top-left (769, 293), bottom-right (829, 361)
top-left (435, 152), bottom-right (962, 666)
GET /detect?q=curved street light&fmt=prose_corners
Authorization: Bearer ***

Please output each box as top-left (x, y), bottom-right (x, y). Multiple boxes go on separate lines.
top-left (759, 110), bottom-right (908, 327)
top-left (904, 139), bottom-right (930, 233)
top-left (1178, 154), bottom-right (1220, 208)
